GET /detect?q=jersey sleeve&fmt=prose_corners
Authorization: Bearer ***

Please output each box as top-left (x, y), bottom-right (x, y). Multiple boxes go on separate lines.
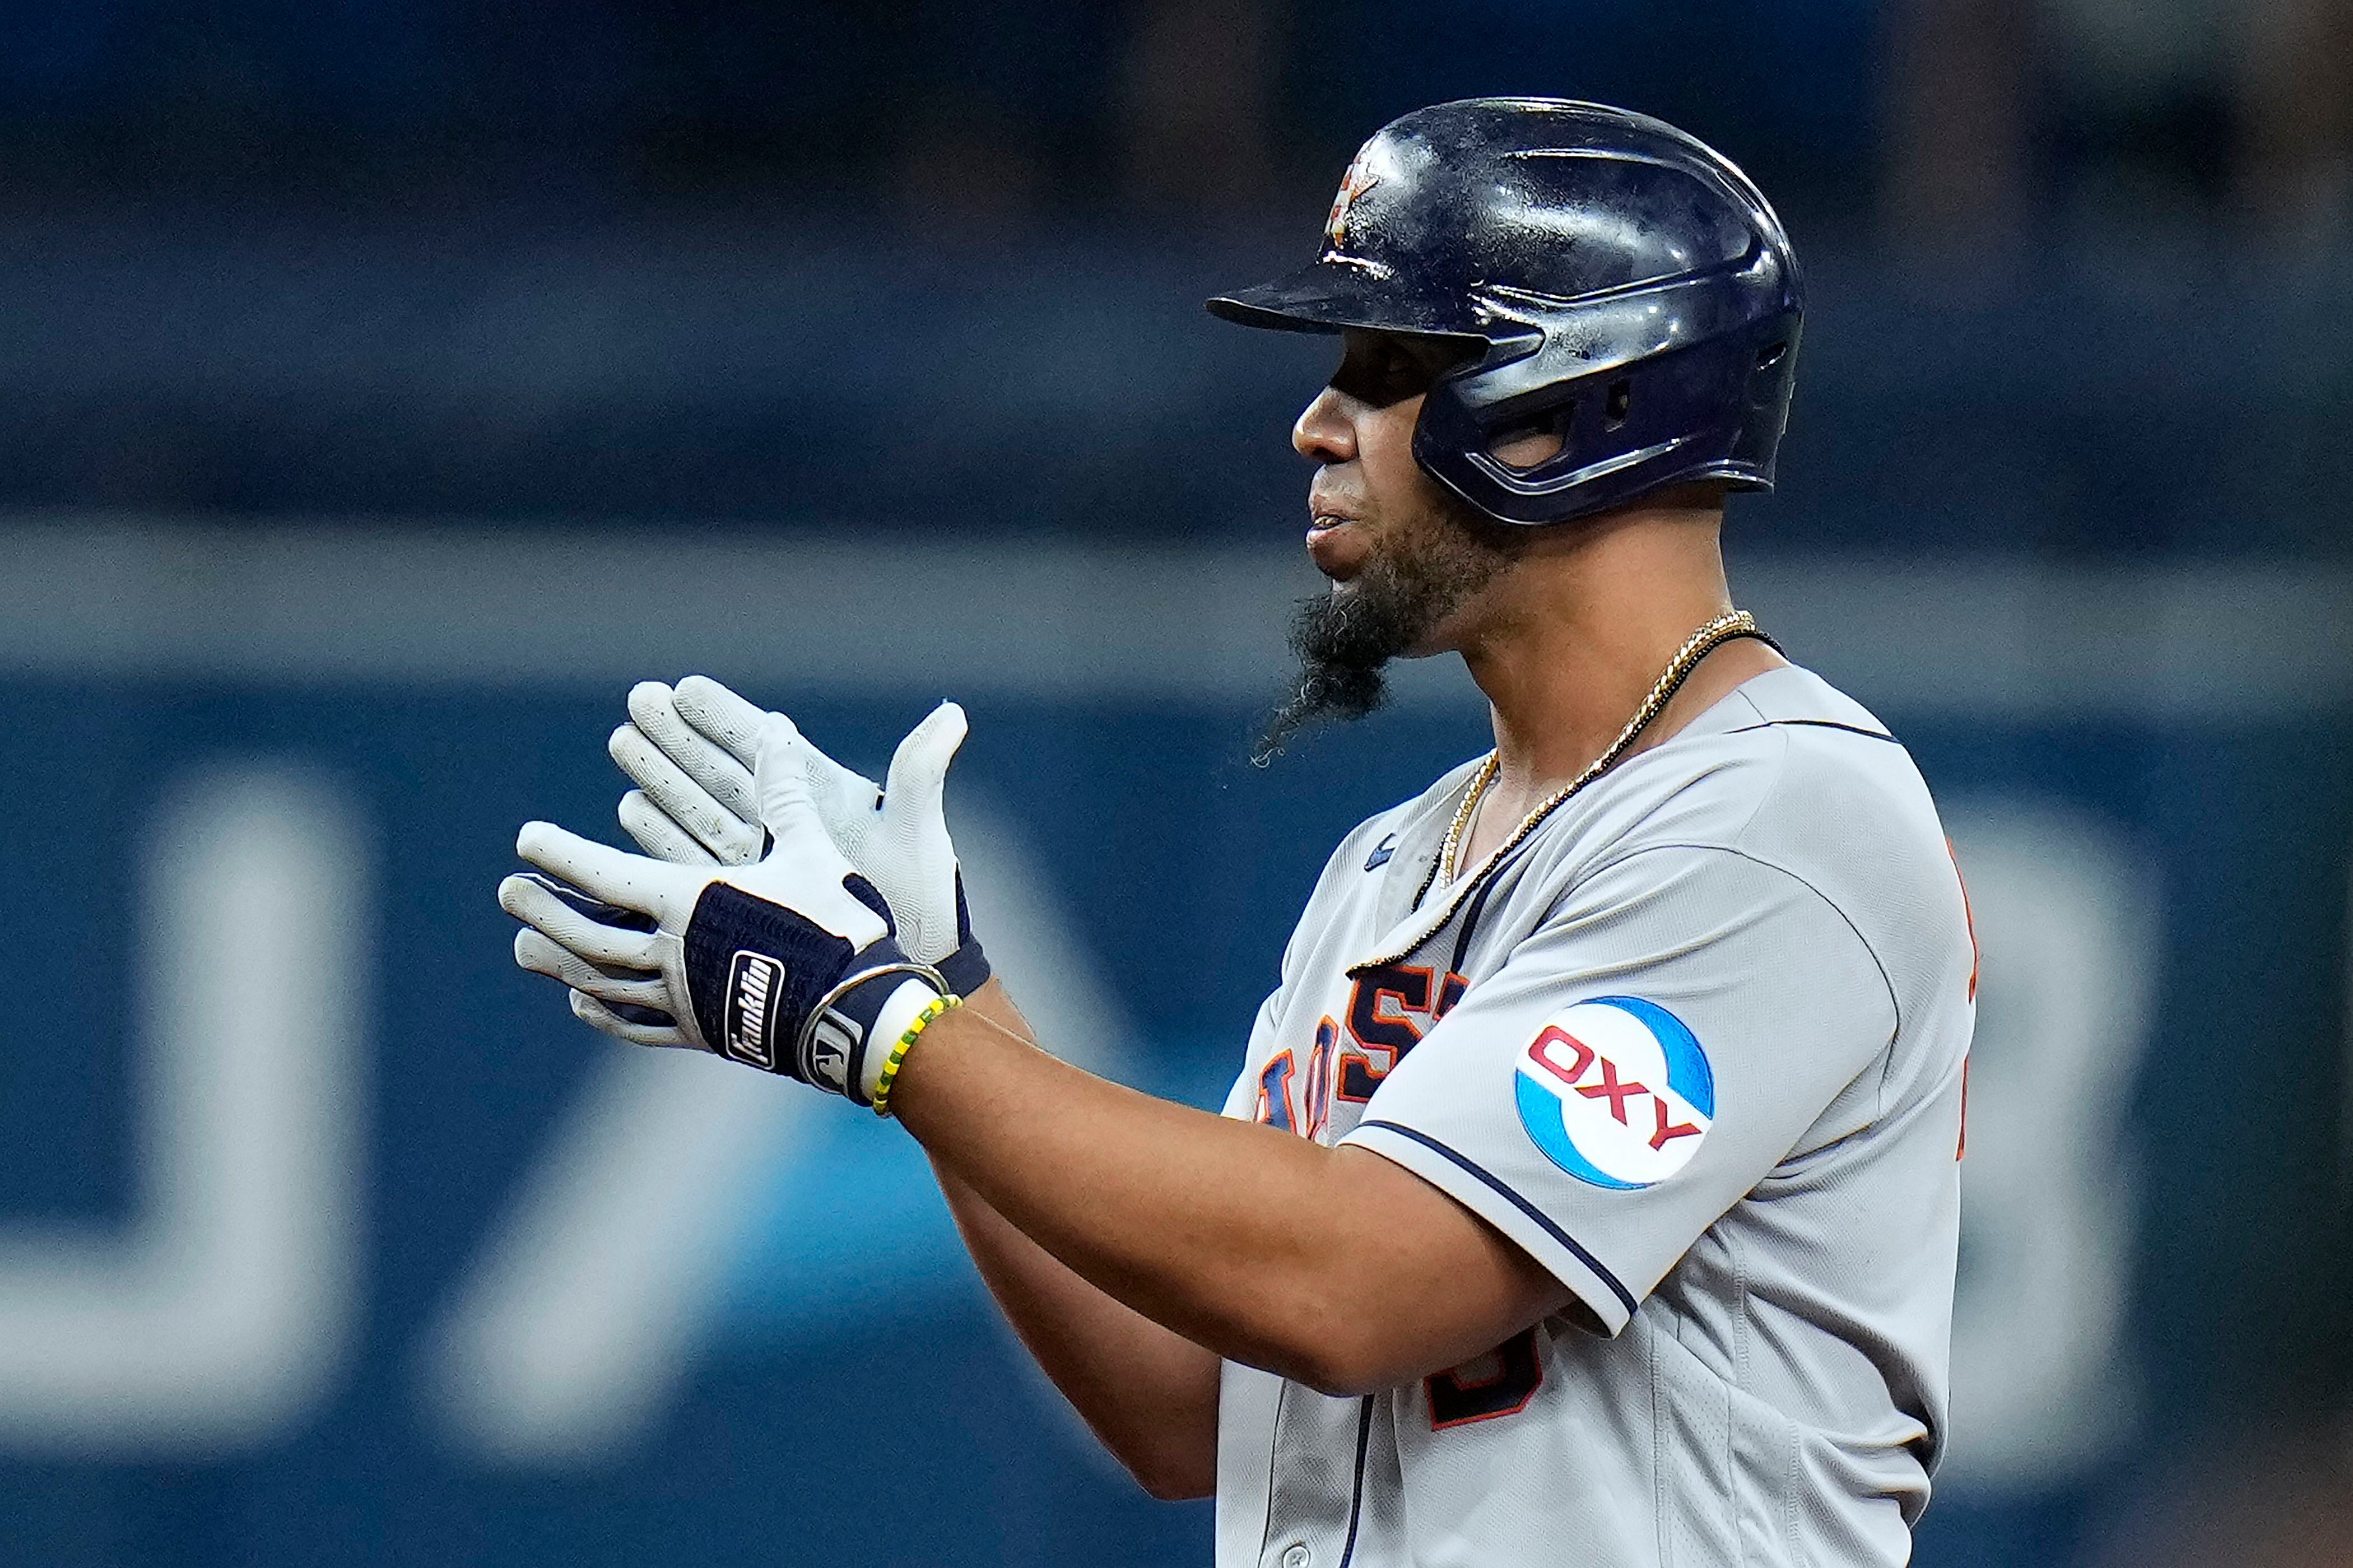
top-left (1337, 844), bottom-right (1896, 1334)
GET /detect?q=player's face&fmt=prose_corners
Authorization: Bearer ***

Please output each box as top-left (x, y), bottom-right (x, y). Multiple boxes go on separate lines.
top-left (1251, 331), bottom-right (1528, 761)
top-left (1291, 330), bottom-right (1525, 655)
top-left (1292, 330), bottom-right (1472, 590)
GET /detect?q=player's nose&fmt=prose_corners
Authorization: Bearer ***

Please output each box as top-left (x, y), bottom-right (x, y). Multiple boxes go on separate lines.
top-left (1292, 385), bottom-right (1357, 464)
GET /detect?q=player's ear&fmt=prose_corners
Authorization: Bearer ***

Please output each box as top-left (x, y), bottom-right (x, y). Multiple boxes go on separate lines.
top-left (1489, 426), bottom-right (1565, 471)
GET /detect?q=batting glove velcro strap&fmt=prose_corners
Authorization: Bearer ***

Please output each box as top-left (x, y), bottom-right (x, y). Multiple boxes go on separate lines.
top-left (683, 875), bottom-right (882, 1070)
top-left (792, 954), bottom-right (949, 1104)
top-left (681, 874), bottom-right (946, 1098)
top-left (937, 939), bottom-right (991, 1000)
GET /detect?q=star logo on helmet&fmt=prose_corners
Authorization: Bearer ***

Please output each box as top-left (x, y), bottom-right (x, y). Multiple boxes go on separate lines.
top-left (1324, 151), bottom-right (1381, 248)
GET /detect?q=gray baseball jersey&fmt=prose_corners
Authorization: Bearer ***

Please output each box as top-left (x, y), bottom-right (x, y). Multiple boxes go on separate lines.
top-left (1215, 664), bottom-right (1975, 1568)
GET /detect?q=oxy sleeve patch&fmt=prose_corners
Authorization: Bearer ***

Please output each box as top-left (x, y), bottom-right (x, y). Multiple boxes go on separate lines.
top-left (1513, 997), bottom-right (1715, 1190)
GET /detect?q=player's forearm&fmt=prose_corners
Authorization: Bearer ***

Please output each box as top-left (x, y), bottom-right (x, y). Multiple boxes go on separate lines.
top-left (931, 1157), bottom-right (1219, 1500)
top-left (895, 983), bottom-right (1556, 1395)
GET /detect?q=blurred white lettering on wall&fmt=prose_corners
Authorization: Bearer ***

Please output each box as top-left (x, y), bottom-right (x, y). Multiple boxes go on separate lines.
top-left (1942, 800), bottom-right (2159, 1488)
top-left (0, 769), bottom-right (366, 1453)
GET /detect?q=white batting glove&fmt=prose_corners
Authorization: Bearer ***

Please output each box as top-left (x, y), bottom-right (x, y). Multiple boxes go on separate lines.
top-left (500, 715), bottom-right (949, 1105)
top-left (607, 676), bottom-right (989, 995)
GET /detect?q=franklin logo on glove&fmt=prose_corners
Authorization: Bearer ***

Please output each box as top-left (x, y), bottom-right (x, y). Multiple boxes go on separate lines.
top-left (725, 951), bottom-right (785, 1071)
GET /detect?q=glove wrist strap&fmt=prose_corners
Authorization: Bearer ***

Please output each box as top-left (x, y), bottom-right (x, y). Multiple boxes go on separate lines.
top-left (937, 939), bottom-right (992, 998)
top-left (794, 953), bottom-right (947, 1101)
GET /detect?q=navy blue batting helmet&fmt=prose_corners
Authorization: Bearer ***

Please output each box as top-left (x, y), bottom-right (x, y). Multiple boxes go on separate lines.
top-left (1209, 98), bottom-right (1803, 527)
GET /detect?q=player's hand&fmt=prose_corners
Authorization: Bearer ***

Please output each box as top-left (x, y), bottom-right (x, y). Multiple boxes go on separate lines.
top-left (500, 715), bottom-right (951, 1105)
top-left (607, 675), bottom-right (988, 993)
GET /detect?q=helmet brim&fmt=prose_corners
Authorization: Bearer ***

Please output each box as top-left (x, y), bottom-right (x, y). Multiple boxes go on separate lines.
top-left (1206, 259), bottom-right (1491, 342)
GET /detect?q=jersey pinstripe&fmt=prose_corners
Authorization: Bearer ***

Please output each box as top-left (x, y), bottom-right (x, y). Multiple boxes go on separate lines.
top-left (1215, 665), bottom-right (1975, 1568)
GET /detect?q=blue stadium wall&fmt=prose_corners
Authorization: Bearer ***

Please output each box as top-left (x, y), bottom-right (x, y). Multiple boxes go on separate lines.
top-left (0, 522), bottom-right (2345, 1567)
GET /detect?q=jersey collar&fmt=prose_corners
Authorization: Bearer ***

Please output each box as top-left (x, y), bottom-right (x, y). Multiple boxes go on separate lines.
top-left (1350, 664), bottom-right (1872, 973)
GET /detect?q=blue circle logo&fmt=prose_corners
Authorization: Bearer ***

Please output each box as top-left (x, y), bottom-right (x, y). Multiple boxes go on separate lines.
top-left (1513, 997), bottom-right (1715, 1190)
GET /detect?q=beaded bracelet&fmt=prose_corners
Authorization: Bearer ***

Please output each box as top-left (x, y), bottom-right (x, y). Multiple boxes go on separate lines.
top-left (869, 993), bottom-right (960, 1118)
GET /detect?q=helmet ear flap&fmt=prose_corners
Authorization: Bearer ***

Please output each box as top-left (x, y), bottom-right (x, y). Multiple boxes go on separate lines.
top-left (1413, 353), bottom-right (1624, 523)
top-left (1415, 323), bottom-right (1783, 526)
top-left (1413, 373), bottom-right (1564, 520)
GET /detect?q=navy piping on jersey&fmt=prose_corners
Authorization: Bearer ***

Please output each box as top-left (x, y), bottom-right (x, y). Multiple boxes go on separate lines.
top-left (1336, 1395), bottom-right (1375, 1567)
top-left (1448, 872), bottom-right (1499, 975)
top-left (1257, 1382), bottom-right (1289, 1556)
top-left (1725, 717), bottom-right (1900, 744)
top-left (1356, 1119), bottom-right (1640, 1319)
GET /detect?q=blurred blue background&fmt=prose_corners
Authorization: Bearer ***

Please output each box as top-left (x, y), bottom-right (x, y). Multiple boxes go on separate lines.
top-left (0, 3), bottom-right (2347, 1565)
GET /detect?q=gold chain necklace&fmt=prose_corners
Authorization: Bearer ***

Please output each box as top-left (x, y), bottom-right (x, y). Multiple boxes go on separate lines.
top-left (1434, 609), bottom-right (1770, 888)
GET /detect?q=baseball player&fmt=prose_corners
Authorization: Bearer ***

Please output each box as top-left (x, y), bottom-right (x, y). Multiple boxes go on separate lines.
top-left (500, 99), bottom-right (1975, 1567)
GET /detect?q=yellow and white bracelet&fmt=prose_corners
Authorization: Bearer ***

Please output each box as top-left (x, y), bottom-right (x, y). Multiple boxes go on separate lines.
top-left (869, 993), bottom-right (960, 1118)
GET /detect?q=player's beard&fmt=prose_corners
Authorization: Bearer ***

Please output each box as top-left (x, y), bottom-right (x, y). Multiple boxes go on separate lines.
top-left (1253, 500), bottom-right (1524, 764)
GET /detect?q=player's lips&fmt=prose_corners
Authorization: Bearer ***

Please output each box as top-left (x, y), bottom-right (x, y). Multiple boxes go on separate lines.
top-left (1305, 510), bottom-right (1367, 576)
top-left (1306, 488), bottom-right (1362, 536)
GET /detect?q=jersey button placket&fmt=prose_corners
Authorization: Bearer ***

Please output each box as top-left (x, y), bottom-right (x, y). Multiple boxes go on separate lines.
top-left (1257, 1385), bottom-right (1361, 1568)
